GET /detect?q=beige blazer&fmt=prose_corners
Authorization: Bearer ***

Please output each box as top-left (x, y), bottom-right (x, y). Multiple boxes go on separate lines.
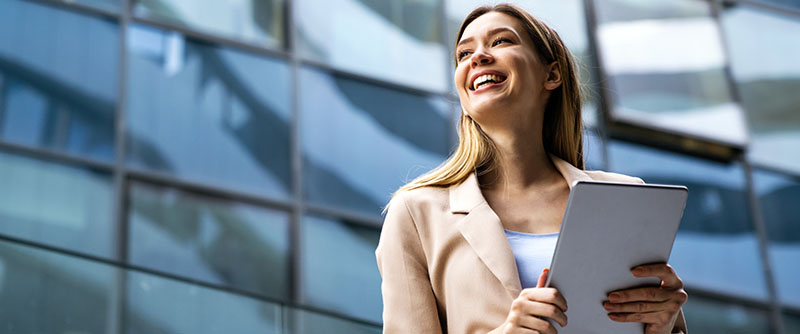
top-left (376, 155), bottom-right (687, 333)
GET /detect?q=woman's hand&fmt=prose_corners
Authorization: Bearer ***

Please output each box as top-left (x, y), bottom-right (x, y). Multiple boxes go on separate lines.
top-left (604, 263), bottom-right (688, 334)
top-left (499, 268), bottom-right (568, 334)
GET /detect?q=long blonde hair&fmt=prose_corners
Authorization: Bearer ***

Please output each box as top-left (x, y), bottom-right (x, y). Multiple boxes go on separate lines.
top-left (392, 3), bottom-right (584, 198)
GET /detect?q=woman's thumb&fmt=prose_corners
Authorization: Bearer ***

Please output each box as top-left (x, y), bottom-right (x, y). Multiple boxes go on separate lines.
top-left (536, 268), bottom-right (550, 288)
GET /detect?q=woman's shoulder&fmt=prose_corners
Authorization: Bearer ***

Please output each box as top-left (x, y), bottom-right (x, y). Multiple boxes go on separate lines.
top-left (386, 185), bottom-right (450, 214)
top-left (583, 169), bottom-right (645, 184)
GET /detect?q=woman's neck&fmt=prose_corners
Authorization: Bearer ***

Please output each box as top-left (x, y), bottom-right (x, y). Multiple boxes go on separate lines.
top-left (478, 130), bottom-right (561, 194)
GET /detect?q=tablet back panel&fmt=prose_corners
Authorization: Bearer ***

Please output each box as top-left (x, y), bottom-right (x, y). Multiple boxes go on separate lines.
top-left (545, 181), bottom-right (688, 334)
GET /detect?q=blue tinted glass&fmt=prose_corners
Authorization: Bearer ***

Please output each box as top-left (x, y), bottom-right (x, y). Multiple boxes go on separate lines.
top-left (753, 170), bottom-right (800, 308)
top-left (134, 0), bottom-right (284, 48)
top-left (785, 311), bottom-right (800, 333)
top-left (72, 0), bottom-right (121, 12)
top-left (594, 0), bottom-right (747, 145)
top-left (723, 5), bottom-right (800, 174)
top-left (0, 1), bottom-right (118, 161)
top-left (124, 271), bottom-right (282, 334)
top-left (289, 309), bottom-right (381, 334)
top-left (301, 215), bottom-right (382, 323)
top-left (126, 24), bottom-right (292, 199)
top-left (584, 130), bottom-right (605, 170)
top-left (608, 141), bottom-right (769, 300)
top-left (295, 0), bottom-right (448, 92)
top-left (682, 296), bottom-right (771, 334)
top-left (127, 182), bottom-right (290, 300)
top-left (0, 240), bottom-right (117, 333)
top-left (0, 150), bottom-right (114, 258)
top-left (300, 67), bottom-right (451, 217)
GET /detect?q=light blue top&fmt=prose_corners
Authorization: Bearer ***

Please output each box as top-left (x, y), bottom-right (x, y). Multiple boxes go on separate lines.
top-left (504, 230), bottom-right (560, 289)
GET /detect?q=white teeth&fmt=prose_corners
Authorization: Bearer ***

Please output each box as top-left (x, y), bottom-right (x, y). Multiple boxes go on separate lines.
top-left (472, 74), bottom-right (503, 90)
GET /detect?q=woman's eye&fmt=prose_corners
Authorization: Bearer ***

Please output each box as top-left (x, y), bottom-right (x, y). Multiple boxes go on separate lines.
top-left (493, 38), bottom-right (511, 46)
top-left (457, 50), bottom-right (472, 61)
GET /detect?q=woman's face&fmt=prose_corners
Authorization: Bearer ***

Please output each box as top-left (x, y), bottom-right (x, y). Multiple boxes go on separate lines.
top-left (454, 12), bottom-right (557, 130)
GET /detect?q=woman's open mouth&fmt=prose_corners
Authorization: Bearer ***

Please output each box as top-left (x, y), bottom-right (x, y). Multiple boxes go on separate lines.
top-left (470, 73), bottom-right (507, 92)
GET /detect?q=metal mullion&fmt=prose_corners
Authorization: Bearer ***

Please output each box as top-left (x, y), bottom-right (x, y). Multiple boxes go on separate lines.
top-left (743, 159), bottom-right (787, 334)
top-left (0, 139), bottom-right (115, 171)
top-left (286, 0), bottom-right (304, 327)
top-left (582, 0), bottom-right (612, 171)
top-left (128, 16), bottom-right (291, 61)
top-left (24, 0), bottom-right (121, 20)
top-left (304, 204), bottom-right (384, 230)
top-left (125, 169), bottom-right (296, 212)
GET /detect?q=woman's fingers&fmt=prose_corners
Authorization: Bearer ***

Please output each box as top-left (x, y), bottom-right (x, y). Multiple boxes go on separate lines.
top-left (506, 312), bottom-right (558, 334)
top-left (631, 264), bottom-right (683, 290)
top-left (607, 310), bottom-right (675, 326)
top-left (521, 287), bottom-right (568, 312)
top-left (607, 287), bottom-right (673, 303)
top-left (603, 300), bottom-right (681, 313)
top-left (536, 268), bottom-right (550, 288)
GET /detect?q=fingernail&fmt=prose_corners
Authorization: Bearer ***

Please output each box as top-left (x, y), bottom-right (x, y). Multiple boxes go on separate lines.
top-left (603, 302), bottom-right (612, 310)
top-left (544, 268), bottom-right (550, 273)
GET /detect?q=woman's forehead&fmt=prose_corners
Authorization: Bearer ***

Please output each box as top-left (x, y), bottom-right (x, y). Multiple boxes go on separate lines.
top-left (459, 12), bottom-right (523, 42)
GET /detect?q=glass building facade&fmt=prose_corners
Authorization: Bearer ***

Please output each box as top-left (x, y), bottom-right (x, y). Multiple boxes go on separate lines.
top-left (0, 0), bottom-right (797, 333)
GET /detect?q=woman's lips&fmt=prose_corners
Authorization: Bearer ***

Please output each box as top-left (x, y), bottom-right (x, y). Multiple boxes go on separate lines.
top-left (471, 79), bottom-right (506, 93)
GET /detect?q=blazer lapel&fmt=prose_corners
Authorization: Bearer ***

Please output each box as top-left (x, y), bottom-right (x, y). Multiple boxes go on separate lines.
top-left (448, 155), bottom-right (591, 299)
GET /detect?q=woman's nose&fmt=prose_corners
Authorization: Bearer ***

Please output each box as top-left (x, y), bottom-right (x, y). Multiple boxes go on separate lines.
top-left (470, 50), bottom-right (493, 68)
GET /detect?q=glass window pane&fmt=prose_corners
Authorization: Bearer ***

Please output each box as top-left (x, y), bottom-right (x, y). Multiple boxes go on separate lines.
top-left (300, 67), bottom-right (451, 217)
top-left (682, 296), bottom-right (771, 334)
top-left (723, 5), bottom-right (800, 174)
top-left (288, 309), bottom-right (381, 334)
top-left (127, 182), bottom-right (290, 300)
top-left (753, 170), bottom-right (800, 308)
top-left (784, 310), bottom-right (800, 333)
top-left (70, 0), bottom-right (121, 12)
top-left (584, 130), bottom-right (604, 170)
top-left (0, 150), bottom-right (114, 258)
top-left (125, 270), bottom-right (282, 334)
top-left (445, 0), bottom-right (600, 127)
top-left (295, 0), bottom-right (448, 92)
top-left (0, 1), bottom-right (118, 161)
top-left (133, 0), bottom-right (284, 48)
top-left (0, 240), bottom-right (117, 333)
top-left (594, 0), bottom-right (747, 145)
top-left (300, 215), bottom-right (382, 323)
top-left (608, 141), bottom-right (769, 301)
top-left (126, 24), bottom-right (292, 200)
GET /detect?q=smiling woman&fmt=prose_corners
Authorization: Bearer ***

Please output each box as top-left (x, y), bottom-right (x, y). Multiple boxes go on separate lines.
top-left (376, 3), bottom-right (689, 334)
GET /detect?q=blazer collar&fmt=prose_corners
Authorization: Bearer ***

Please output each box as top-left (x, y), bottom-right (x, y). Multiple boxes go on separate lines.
top-left (448, 154), bottom-right (590, 298)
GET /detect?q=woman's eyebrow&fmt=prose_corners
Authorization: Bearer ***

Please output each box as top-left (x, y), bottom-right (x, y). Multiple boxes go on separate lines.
top-left (457, 26), bottom-right (520, 48)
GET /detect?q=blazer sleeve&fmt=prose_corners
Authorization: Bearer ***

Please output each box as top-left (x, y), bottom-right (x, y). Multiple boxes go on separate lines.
top-left (375, 194), bottom-right (442, 333)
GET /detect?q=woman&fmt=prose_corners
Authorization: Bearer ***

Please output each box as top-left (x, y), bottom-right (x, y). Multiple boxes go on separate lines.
top-left (376, 4), bottom-right (688, 334)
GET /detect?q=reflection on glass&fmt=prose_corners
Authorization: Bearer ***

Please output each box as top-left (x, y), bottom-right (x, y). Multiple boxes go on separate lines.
top-left (594, 0), bottom-right (747, 145)
top-left (0, 0), bottom-right (117, 161)
top-left (753, 170), bottom-right (800, 308)
top-left (71, 0), bottom-right (122, 12)
top-left (723, 5), bottom-right (800, 173)
top-left (133, 0), bottom-right (284, 48)
top-left (608, 140), bottom-right (768, 300)
top-left (125, 270), bottom-right (282, 334)
top-left (300, 67), bottom-right (451, 217)
top-left (682, 296), bottom-right (770, 333)
top-left (0, 240), bottom-right (116, 333)
top-left (289, 309), bottom-right (381, 334)
top-left (583, 130), bottom-right (604, 170)
top-left (127, 182), bottom-right (290, 300)
top-left (295, 0), bottom-right (447, 92)
top-left (445, 0), bottom-right (599, 127)
top-left (301, 215), bottom-right (382, 323)
top-left (0, 151), bottom-right (114, 258)
top-left (126, 24), bottom-right (292, 199)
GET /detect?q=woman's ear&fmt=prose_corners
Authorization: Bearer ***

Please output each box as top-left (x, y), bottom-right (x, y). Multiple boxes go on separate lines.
top-left (543, 61), bottom-right (562, 91)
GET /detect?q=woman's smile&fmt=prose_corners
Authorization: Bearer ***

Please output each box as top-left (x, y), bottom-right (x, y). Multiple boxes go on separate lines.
top-left (469, 70), bottom-right (508, 93)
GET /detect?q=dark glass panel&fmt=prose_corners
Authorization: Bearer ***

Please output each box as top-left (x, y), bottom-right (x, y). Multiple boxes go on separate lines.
top-left (126, 24), bottom-right (291, 199)
top-left (608, 141), bottom-right (768, 300)
top-left (594, 0), bottom-right (747, 145)
top-left (0, 0), bottom-right (117, 161)
top-left (295, 0), bottom-right (448, 92)
top-left (133, 0), bottom-right (284, 48)
top-left (753, 170), bottom-right (800, 308)
top-left (127, 181), bottom-right (290, 300)
top-left (0, 240), bottom-right (116, 333)
top-left (124, 270), bottom-right (283, 334)
top-left (300, 67), bottom-right (451, 217)
top-left (288, 309), bottom-right (381, 334)
top-left (723, 5), bottom-right (800, 173)
top-left (682, 296), bottom-right (771, 334)
top-left (300, 215), bottom-right (382, 323)
top-left (0, 150), bottom-right (114, 258)
top-left (784, 310), bottom-right (800, 334)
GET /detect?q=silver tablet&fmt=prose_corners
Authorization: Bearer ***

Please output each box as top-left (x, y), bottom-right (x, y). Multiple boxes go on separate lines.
top-left (545, 180), bottom-right (688, 334)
